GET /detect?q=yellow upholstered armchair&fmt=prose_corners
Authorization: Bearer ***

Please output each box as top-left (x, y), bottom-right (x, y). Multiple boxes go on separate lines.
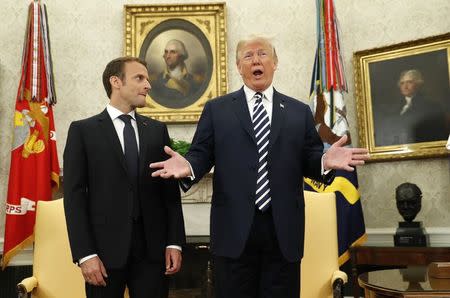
top-left (300, 191), bottom-right (348, 298)
top-left (17, 199), bottom-right (129, 298)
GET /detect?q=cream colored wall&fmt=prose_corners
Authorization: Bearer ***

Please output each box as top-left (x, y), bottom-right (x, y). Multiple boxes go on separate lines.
top-left (1, 0), bottom-right (449, 241)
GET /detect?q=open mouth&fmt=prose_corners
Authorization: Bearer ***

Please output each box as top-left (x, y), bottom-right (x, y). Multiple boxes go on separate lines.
top-left (253, 69), bottom-right (263, 78)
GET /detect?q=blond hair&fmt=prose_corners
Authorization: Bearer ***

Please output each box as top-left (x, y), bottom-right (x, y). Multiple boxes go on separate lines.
top-left (235, 35), bottom-right (278, 64)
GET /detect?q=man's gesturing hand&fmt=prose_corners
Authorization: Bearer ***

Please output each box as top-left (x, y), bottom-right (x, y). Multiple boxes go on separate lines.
top-left (150, 146), bottom-right (191, 178)
top-left (323, 135), bottom-right (370, 172)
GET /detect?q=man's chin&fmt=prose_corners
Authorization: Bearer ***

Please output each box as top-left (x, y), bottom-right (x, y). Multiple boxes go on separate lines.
top-left (251, 82), bottom-right (269, 92)
top-left (131, 101), bottom-right (146, 109)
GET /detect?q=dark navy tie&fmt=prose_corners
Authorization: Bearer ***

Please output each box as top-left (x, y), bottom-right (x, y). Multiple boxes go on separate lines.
top-left (119, 114), bottom-right (140, 219)
top-left (119, 114), bottom-right (139, 180)
top-left (252, 92), bottom-right (271, 212)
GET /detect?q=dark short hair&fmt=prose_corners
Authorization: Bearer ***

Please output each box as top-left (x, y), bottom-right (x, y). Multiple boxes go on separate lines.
top-left (102, 57), bottom-right (147, 98)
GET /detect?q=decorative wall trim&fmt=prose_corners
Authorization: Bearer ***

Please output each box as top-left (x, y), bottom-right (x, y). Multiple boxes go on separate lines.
top-left (0, 238), bottom-right (33, 266)
top-left (2, 228), bottom-right (449, 266)
top-left (365, 227), bottom-right (450, 247)
top-left (181, 174), bottom-right (212, 203)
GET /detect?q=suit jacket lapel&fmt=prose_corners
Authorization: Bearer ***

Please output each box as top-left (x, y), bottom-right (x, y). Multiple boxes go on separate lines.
top-left (135, 113), bottom-right (149, 177)
top-left (269, 89), bottom-right (286, 150)
top-left (231, 88), bottom-right (256, 144)
top-left (97, 109), bottom-right (129, 177)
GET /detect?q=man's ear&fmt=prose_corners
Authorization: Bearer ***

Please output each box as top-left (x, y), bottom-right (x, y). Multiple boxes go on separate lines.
top-left (109, 76), bottom-right (121, 90)
top-left (237, 62), bottom-right (243, 76)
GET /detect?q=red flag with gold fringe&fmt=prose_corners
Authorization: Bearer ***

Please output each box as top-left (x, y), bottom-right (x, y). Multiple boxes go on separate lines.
top-left (2, 0), bottom-right (59, 269)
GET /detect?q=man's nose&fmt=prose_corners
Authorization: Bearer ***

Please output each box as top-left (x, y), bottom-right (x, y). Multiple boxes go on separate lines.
top-left (145, 80), bottom-right (151, 90)
top-left (251, 53), bottom-right (261, 64)
top-left (401, 202), bottom-right (409, 208)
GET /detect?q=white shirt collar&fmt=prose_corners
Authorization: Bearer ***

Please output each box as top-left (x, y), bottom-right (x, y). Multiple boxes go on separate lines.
top-left (400, 96), bottom-right (413, 115)
top-left (404, 96), bottom-right (412, 106)
top-left (243, 85), bottom-right (274, 102)
top-left (106, 104), bottom-right (136, 121)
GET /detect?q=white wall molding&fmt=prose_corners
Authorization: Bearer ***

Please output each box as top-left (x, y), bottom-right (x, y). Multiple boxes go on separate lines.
top-left (2, 227), bottom-right (449, 267)
top-left (365, 227), bottom-right (450, 247)
top-left (0, 237), bottom-right (33, 266)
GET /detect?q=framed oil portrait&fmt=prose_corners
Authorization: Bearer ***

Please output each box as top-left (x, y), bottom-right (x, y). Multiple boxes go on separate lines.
top-left (354, 33), bottom-right (450, 161)
top-left (124, 3), bottom-right (227, 123)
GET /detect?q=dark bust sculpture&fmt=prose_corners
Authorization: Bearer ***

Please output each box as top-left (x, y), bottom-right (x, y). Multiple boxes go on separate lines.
top-left (394, 182), bottom-right (428, 247)
top-left (395, 182), bottom-right (422, 222)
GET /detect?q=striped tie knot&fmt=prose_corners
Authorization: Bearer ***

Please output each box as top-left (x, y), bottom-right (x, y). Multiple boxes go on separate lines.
top-left (254, 92), bottom-right (263, 102)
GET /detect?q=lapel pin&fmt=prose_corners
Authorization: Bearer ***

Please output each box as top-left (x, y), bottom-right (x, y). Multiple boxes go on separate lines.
top-left (280, 103), bottom-right (284, 108)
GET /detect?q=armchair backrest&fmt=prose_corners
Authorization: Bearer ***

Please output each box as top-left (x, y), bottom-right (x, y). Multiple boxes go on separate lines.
top-left (300, 191), bottom-right (340, 298)
top-left (32, 199), bottom-right (85, 297)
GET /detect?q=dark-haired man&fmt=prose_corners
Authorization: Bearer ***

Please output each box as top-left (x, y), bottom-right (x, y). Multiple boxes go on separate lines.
top-left (64, 56), bottom-right (185, 298)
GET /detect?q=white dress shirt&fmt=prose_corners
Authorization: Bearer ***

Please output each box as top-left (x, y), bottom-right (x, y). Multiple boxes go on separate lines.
top-left (243, 84), bottom-right (274, 122)
top-left (107, 104), bottom-right (140, 152)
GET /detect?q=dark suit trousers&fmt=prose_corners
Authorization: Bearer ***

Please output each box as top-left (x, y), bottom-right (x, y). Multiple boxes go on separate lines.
top-left (213, 208), bottom-right (300, 298)
top-left (85, 220), bottom-right (168, 298)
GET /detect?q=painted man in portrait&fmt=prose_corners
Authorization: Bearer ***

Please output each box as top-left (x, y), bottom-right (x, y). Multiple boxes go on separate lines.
top-left (375, 69), bottom-right (449, 146)
top-left (150, 39), bottom-right (201, 109)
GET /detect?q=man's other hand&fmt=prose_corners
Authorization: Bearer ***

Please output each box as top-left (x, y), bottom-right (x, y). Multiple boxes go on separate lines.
top-left (80, 256), bottom-right (108, 286)
top-left (165, 247), bottom-right (182, 275)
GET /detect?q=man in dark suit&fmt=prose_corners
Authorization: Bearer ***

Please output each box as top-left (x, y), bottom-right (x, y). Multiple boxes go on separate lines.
top-left (64, 57), bottom-right (185, 298)
top-left (150, 36), bottom-right (368, 298)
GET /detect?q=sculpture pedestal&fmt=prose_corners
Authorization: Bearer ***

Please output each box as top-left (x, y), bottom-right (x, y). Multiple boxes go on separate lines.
top-left (394, 221), bottom-right (429, 247)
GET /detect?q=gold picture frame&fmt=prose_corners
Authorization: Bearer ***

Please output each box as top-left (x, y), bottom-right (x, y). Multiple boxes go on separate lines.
top-left (354, 33), bottom-right (450, 162)
top-left (124, 3), bottom-right (227, 123)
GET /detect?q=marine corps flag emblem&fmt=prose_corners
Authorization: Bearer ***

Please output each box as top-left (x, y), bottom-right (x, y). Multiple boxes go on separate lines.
top-left (2, 0), bottom-right (59, 269)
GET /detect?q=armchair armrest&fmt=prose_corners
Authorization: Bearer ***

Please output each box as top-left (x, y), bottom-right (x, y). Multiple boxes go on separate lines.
top-left (331, 270), bottom-right (348, 298)
top-left (331, 270), bottom-right (348, 285)
top-left (17, 276), bottom-right (37, 297)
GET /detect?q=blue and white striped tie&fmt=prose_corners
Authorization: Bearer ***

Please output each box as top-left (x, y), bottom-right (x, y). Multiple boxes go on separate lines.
top-left (253, 92), bottom-right (271, 212)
